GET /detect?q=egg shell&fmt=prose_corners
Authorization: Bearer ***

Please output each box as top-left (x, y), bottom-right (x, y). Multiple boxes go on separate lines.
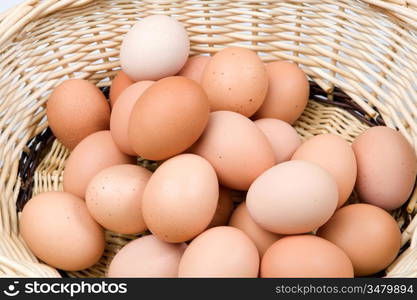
top-left (109, 71), bottom-right (135, 107)
top-left (86, 164), bottom-right (152, 234)
top-left (291, 134), bottom-right (357, 208)
top-left (110, 81), bottom-right (154, 155)
top-left (254, 61), bottom-right (309, 124)
top-left (63, 131), bottom-right (135, 199)
top-left (178, 55), bottom-right (210, 83)
top-left (201, 47), bottom-right (268, 117)
top-left (142, 154), bottom-right (219, 243)
top-left (129, 76), bottom-right (210, 160)
top-left (191, 111), bottom-right (276, 190)
top-left (207, 186), bottom-right (234, 229)
top-left (229, 202), bottom-right (281, 257)
top-left (317, 203), bottom-right (401, 276)
top-left (255, 118), bottom-right (302, 163)
top-left (352, 126), bottom-right (417, 210)
top-left (20, 191), bottom-right (105, 271)
top-left (107, 235), bottom-right (187, 277)
top-left (261, 235), bottom-right (354, 278)
top-left (46, 79), bottom-right (110, 150)
top-left (178, 226), bottom-right (259, 277)
top-left (120, 15), bottom-right (189, 81)
top-left (246, 160), bottom-right (338, 234)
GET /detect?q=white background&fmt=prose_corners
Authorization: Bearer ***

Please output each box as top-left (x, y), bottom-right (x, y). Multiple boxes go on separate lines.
top-left (1, 0), bottom-right (23, 13)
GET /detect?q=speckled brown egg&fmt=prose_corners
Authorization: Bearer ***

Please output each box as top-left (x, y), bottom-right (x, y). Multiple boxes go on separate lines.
top-left (63, 131), bottom-right (135, 199)
top-left (86, 164), bottom-right (152, 234)
top-left (201, 47), bottom-right (268, 117)
top-left (109, 70), bottom-right (135, 107)
top-left (128, 76), bottom-right (210, 160)
top-left (254, 61), bottom-right (309, 124)
top-left (47, 79), bottom-right (110, 150)
top-left (20, 191), bottom-right (105, 271)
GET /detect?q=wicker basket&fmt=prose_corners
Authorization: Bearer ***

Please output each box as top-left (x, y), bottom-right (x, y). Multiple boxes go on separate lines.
top-left (0, 0), bottom-right (416, 278)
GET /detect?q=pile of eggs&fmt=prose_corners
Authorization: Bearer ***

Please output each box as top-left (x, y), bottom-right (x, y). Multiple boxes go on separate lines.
top-left (19, 15), bottom-right (417, 278)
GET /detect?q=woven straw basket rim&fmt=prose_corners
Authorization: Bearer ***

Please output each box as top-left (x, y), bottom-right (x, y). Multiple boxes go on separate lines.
top-left (0, 0), bottom-right (417, 278)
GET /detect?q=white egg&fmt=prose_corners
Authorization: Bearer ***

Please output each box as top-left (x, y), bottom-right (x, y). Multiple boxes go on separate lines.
top-left (120, 15), bottom-right (190, 81)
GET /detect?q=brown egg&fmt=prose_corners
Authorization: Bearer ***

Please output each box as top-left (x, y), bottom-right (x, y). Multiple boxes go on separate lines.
top-left (229, 202), bottom-right (281, 257)
top-left (352, 126), bottom-right (417, 210)
top-left (261, 235), bottom-right (354, 278)
top-left (254, 61), bottom-right (309, 124)
top-left (191, 111), bottom-right (276, 190)
top-left (246, 160), bottom-right (338, 234)
top-left (255, 118), bottom-right (302, 163)
top-left (107, 235), bottom-right (186, 277)
top-left (317, 203), bottom-right (401, 276)
top-left (142, 154), bottom-right (219, 243)
top-left (201, 47), bottom-right (268, 117)
top-left (63, 131), bottom-right (135, 199)
top-left (291, 134), bottom-right (357, 207)
top-left (86, 164), bottom-right (152, 234)
top-left (178, 226), bottom-right (259, 277)
top-left (110, 81), bottom-right (154, 155)
top-left (178, 55), bottom-right (210, 83)
top-left (128, 76), bottom-right (210, 160)
top-left (109, 70), bottom-right (135, 107)
top-left (20, 191), bottom-right (105, 271)
top-left (46, 79), bottom-right (110, 150)
top-left (207, 186), bottom-right (234, 228)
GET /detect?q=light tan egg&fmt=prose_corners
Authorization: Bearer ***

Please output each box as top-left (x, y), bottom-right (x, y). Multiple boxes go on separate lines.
top-left (20, 191), bottom-right (105, 271)
top-left (178, 55), bottom-right (210, 83)
top-left (63, 131), bottom-right (135, 199)
top-left (108, 235), bottom-right (187, 277)
top-left (178, 226), bottom-right (259, 277)
top-left (261, 235), bottom-right (354, 278)
top-left (142, 154), bottom-right (219, 243)
top-left (246, 160), bottom-right (338, 234)
top-left (292, 134), bottom-right (357, 207)
top-left (255, 118), bottom-right (302, 163)
top-left (109, 70), bottom-right (135, 107)
top-left (110, 81), bottom-right (154, 155)
top-left (229, 202), bottom-right (281, 257)
top-left (191, 111), bottom-right (276, 190)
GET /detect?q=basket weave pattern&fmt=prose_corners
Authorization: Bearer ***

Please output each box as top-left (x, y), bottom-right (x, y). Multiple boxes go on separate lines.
top-left (0, 0), bottom-right (416, 277)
